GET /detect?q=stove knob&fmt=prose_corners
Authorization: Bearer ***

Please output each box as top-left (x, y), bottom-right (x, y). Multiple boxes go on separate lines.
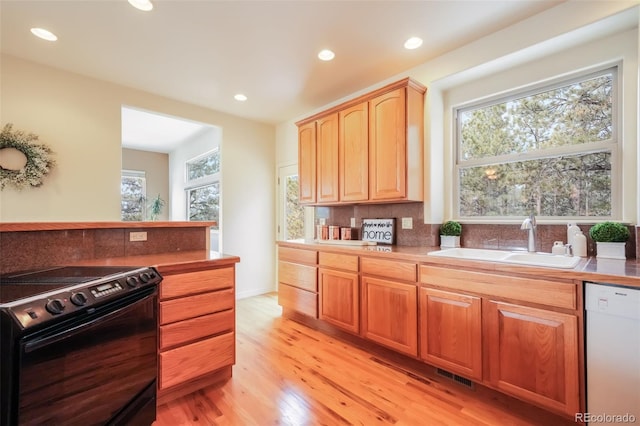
top-left (140, 272), bottom-right (151, 283)
top-left (126, 276), bottom-right (139, 288)
top-left (45, 299), bottom-right (66, 315)
top-left (70, 292), bottom-right (88, 306)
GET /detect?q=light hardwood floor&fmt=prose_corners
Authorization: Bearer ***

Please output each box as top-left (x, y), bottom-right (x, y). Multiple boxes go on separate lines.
top-left (154, 293), bottom-right (575, 426)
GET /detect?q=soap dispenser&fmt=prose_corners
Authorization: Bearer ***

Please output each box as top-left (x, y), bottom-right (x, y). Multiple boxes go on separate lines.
top-left (567, 222), bottom-right (580, 246)
top-left (573, 230), bottom-right (587, 257)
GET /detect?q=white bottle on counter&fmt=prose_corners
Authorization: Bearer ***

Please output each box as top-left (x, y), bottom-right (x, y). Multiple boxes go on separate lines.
top-left (573, 230), bottom-right (587, 257)
top-left (567, 222), bottom-right (580, 246)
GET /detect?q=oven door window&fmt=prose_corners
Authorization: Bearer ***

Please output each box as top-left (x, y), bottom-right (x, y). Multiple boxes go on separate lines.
top-left (17, 291), bottom-right (157, 426)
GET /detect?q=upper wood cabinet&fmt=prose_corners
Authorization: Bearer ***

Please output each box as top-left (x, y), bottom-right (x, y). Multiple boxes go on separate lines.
top-left (296, 78), bottom-right (426, 205)
top-left (298, 121), bottom-right (316, 204)
top-left (339, 102), bottom-right (369, 202)
top-left (316, 113), bottom-right (340, 203)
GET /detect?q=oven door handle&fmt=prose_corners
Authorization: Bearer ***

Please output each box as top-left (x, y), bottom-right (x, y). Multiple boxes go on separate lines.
top-left (23, 290), bottom-right (155, 353)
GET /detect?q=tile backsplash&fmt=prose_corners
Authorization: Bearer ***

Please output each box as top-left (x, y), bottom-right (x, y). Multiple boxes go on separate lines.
top-left (315, 203), bottom-right (638, 260)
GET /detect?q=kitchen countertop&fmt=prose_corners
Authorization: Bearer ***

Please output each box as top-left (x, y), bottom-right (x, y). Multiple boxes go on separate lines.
top-left (278, 240), bottom-right (640, 288)
top-left (0, 221), bottom-right (217, 232)
top-left (71, 250), bottom-right (240, 275)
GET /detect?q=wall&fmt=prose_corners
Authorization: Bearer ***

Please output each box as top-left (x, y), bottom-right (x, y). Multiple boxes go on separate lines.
top-left (1, 55), bottom-right (277, 298)
top-left (275, 2), bottom-right (640, 229)
top-left (122, 148), bottom-right (170, 221)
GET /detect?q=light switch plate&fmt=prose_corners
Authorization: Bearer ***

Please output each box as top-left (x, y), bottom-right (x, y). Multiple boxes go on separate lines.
top-left (350, 217), bottom-right (356, 227)
top-left (401, 217), bottom-right (413, 229)
top-left (130, 231), bottom-right (147, 242)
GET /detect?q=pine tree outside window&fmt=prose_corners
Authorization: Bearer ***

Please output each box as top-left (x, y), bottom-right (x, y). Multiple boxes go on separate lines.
top-left (185, 149), bottom-right (220, 227)
top-left (455, 66), bottom-right (618, 220)
top-left (121, 170), bottom-right (146, 221)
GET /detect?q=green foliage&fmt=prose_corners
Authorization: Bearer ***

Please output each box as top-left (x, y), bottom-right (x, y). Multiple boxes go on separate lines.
top-left (458, 73), bottom-right (613, 217)
top-left (149, 194), bottom-right (165, 221)
top-left (440, 221), bottom-right (462, 236)
top-left (589, 222), bottom-right (629, 242)
top-left (285, 175), bottom-right (304, 239)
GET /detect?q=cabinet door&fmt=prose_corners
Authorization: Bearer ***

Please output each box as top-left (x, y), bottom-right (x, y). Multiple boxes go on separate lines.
top-left (369, 88), bottom-right (406, 201)
top-left (484, 300), bottom-right (579, 416)
top-left (339, 102), bottom-right (368, 202)
top-left (362, 276), bottom-right (417, 356)
top-left (419, 288), bottom-right (482, 381)
top-left (316, 113), bottom-right (339, 203)
top-left (298, 121), bottom-right (316, 203)
top-left (319, 268), bottom-right (359, 333)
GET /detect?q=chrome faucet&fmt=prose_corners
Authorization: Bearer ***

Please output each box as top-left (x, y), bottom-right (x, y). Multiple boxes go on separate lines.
top-left (520, 213), bottom-right (537, 253)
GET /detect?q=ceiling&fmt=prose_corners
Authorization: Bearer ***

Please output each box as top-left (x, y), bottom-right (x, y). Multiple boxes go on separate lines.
top-left (1, 0), bottom-right (567, 129)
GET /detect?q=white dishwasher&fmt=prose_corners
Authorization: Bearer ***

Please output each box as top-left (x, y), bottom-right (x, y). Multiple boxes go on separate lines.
top-left (585, 282), bottom-right (640, 425)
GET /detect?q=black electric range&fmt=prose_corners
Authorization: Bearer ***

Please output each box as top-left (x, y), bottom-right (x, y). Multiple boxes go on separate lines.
top-left (0, 265), bottom-right (162, 426)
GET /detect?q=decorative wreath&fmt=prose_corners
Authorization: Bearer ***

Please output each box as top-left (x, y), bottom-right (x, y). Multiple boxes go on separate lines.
top-left (0, 124), bottom-right (56, 190)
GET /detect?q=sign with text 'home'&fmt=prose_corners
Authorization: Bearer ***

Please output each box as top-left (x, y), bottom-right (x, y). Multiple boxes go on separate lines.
top-left (362, 219), bottom-right (395, 244)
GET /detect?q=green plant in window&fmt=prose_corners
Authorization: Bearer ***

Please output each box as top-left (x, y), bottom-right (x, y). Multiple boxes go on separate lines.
top-left (149, 194), bottom-right (165, 221)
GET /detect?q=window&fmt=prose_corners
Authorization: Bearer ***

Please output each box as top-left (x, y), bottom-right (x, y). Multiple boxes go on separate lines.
top-left (285, 174), bottom-right (304, 240)
top-left (185, 149), bottom-right (220, 226)
top-left (121, 170), bottom-right (146, 221)
top-left (455, 66), bottom-right (617, 219)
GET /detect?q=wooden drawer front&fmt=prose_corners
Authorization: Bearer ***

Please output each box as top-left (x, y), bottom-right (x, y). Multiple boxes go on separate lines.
top-left (160, 331), bottom-right (235, 390)
top-left (278, 261), bottom-right (317, 292)
top-left (161, 267), bottom-right (234, 300)
top-left (318, 252), bottom-right (358, 272)
top-left (361, 257), bottom-right (417, 282)
top-left (160, 288), bottom-right (234, 325)
top-left (160, 309), bottom-right (234, 350)
top-left (278, 283), bottom-right (318, 318)
top-left (278, 246), bottom-right (317, 264)
top-left (420, 265), bottom-right (576, 310)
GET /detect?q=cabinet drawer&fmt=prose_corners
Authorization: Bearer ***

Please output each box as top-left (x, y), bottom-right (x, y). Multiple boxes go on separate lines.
top-left (278, 246), bottom-right (317, 264)
top-left (160, 309), bottom-right (234, 350)
top-left (278, 283), bottom-right (318, 318)
top-left (319, 252), bottom-right (358, 272)
top-left (161, 267), bottom-right (234, 300)
top-left (160, 331), bottom-right (235, 390)
top-left (361, 257), bottom-right (416, 282)
top-left (278, 261), bottom-right (317, 292)
top-left (160, 288), bottom-right (234, 325)
top-left (419, 265), bottom-right (577, 310)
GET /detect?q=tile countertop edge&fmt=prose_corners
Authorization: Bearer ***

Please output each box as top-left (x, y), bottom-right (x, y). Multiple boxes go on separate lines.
top-left (71, 250), bottom-right (240, 275)
top-left (277, 240), bottom-right (640, 288)
top-left (0, 221), bottom-right (218, 232)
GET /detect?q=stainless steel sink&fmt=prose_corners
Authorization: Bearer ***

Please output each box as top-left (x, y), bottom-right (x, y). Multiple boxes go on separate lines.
top-left (428, 247), bottom-right (581, 269)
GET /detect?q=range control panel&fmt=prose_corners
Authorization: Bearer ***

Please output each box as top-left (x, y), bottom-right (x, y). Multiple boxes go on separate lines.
top-left (3, 267), bottom-right (161, 330)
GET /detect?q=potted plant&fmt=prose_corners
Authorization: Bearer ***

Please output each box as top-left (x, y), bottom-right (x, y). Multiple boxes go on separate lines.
top-left (149, 194), bottom-right (166, 221)
top-left (589, 221), bottom-right (629, 259)
top-left (440, 220), bottom-right (462, 248)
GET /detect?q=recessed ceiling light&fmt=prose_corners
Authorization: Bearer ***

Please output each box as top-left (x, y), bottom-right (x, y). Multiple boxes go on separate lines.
top-left (30, 28), bottom-right (57, 42)
top-left (234, 94), bottom-right (247, 102)
top-left (318, 49), bottom-right (335, 61)
top-left (404, 37), bottom-right (423, 50)
top-left (128, 0), bottom-right (153, 11)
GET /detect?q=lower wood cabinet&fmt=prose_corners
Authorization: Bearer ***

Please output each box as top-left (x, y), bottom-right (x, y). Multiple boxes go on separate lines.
top-left (319, 267), bottom-right (359, 333)
top-left (419, 287), bottom-right (482, 381)
top-left (158, 264), bottom-right (236, 403)
top-left (484, 300), bottom-right (580, 416)
top-left (362, 276), bottom-right (417, 356)
top-left (277, 247), bottom-right (318, 318)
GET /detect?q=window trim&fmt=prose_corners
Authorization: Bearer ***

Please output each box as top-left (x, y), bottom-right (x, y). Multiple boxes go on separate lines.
top-left (453, 64), bottom-right (620, 222)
